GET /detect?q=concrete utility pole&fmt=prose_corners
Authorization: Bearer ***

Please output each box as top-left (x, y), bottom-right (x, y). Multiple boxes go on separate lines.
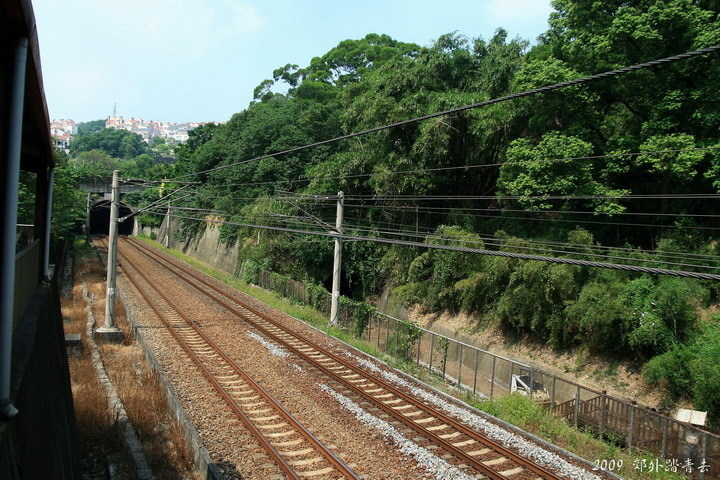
top-left (97, 170), bottom-right (122, 340)
top-left (329, 191), bottom-right (344, 326)
top-left (165, 200), bottom-right (171, 247)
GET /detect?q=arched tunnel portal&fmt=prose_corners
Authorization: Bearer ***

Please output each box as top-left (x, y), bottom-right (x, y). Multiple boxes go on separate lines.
top-left (89, 200), bottom-right (135, 235)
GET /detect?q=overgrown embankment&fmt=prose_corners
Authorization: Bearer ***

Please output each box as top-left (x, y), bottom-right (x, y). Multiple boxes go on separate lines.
top-left (62, 239), bottom-right (198, 479)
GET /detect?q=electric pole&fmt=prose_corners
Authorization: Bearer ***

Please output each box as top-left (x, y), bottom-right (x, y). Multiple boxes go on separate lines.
top-left (97, 170), bottom-right (122, 339)
top-left (329, 191), bottom-right (344, 326)
top-left (165, 199), bottom-right (171, 247)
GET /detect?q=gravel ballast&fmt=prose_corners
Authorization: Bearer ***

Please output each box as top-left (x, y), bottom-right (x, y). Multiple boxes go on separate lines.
top-left (115, 239), bottom-right (612, 480)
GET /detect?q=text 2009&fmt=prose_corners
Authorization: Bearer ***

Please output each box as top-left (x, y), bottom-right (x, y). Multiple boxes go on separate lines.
top-left (593, 459), bottom-right (624, 472)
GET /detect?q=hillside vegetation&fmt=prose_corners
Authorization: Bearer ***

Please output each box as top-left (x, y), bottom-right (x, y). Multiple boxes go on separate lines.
top-left (69, 0), bottom-right (720, 422)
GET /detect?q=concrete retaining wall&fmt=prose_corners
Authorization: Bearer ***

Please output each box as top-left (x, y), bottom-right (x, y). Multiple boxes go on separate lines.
top-left (156, 217), bottom-right (239, 276)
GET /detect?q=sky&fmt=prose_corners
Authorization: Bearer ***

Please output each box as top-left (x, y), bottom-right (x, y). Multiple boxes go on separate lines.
top-left (33, 0), bottom-right (554, 124)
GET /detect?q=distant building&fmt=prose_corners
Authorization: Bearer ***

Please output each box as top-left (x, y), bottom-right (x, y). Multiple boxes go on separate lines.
top-left (50, 118), bottom-right (78, 135)
top-left (53, 133), bottom-right (74, 152)
top-left (103, 116), bottom-right (213, 144)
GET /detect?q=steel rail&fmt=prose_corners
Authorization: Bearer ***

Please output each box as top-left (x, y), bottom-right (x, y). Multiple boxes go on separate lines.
top-left (125, 237), bottom-right (567, 480)
top-left (106, 238), bottom-right (360, 480)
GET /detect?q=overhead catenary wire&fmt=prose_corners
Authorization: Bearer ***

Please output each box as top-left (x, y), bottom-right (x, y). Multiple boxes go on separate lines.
top-left (158, 190), bottom-right (720, 237)
top-left (144, 193), bottom-right (720, 273)
top-left (343, 202), bottom-right (720, 231)
top-left (341, 201), bottom-right (720, 220)
top-left (151, 202), bottom-right (720, 271)
top-left (172, 189), bottom-right (720, 205)
top-left (332, 219), bottom-right (720, 271)
top-left (156, 210), bottom-right (720, 281)
top-left (167, 145), bottom-right (720, 192)
top-left (340, 214), bottom-right (720, 262)
top-left (168, 44), bottom-right (720, 183)
top-left (342, 193), bottom-right (720, 201)
top-left (147, 199), bottom-right (720, 267)
top-left (118, 182), bottom-right (197, 222)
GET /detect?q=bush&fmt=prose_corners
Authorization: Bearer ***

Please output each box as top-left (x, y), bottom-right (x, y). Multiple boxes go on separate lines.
top-left (393, 282), bottom-right (427, 307)
top-left (496, 261), bottom-right (580, 342)
top-left (240, 259), bottom-right (261, 284)
top-left (340, 296), bottom-right (375, 336)
top-left (386, 321), bottom-right (422, 361)
top-left (305, 283), bottom-right (329, 311)
top-left (654, 277), bottom-right (705, 341)
top-left (627, 313), bottom-right (674, 357)
top-left (644, 321), bottom-right (720, 421)
top-left (690, 325), bottom-right (720, 419)
top-left (565, 280), bottom-right (629, 352)
top-left (644, 345), bottom-right (694, 399)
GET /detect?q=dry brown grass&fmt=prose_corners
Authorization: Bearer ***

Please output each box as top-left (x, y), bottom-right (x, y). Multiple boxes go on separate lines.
top-left (65, 295), bottom-right (136, 478)
top-left (61, 293), bottom-right (87, 335)
top-left (63, 239), bottom-right (198, 480)
top-left (100, 344), bottom-right (195, 480)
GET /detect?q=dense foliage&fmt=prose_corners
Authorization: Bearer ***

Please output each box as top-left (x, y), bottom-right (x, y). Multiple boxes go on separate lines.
top-left (46, 121), bottom-right (181, 237)
top-left (63, 2), bottom-right (720, 417)
top-left (70, 127), bottom-right (150, 159)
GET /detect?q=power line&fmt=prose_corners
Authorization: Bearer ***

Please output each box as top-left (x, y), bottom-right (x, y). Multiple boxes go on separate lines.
top-left (343, 202), bottom-right (720, 231)
top-left (163, 145), bottom-right (720, 192)
top-left (343, 193), bottom-right (720, 201)
top-left (169, 44), bottom-right (720, 182)
top-left (342, 202), bottom-right (720, 222)
top-left (152, 202), bottom-right (720, 268)
top-left (158, 211), bottom-right (720, 281)
top-left (166, 189), bottom-right (720, 206)
top-left (158, 204), bottom-right (720, 271)
top-left (149, 192), bottom-right (720, 263)
top-left (340, 214), bottom-right (720, 262)
top-left (332, 219), bottom-right (720, 271)
top-left (152, 196), bottom-right (720, 267)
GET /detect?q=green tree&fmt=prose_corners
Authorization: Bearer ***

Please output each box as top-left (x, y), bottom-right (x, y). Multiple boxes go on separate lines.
top-left (70, 149), bottom-right (119, 182)
top-left (121, 153), bottom-right (155, 179)
top-left (70, 128), bottom-right (149, 159)
top-left (52, 150), bottom-right (87, 238)
top-left (76, 119), bottom-right (106, 137)
top-left (260, 33), bottom-right (421, 95)
top-left (636, 133), bottom-right (705, 212)
top-left (497, 132), bottom-right (627, 213)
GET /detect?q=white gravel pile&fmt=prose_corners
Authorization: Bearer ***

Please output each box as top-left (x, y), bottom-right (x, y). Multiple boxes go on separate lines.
top-left (344, 352), bottom-right (602, 480)
top-left (246, 331), bottom-right (290, 358)
top-left (318, 384), bottom-right (475, 480)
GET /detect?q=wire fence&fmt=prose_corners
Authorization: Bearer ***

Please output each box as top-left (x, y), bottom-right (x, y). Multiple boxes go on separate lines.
top-left (250, 266), bottom-right (720, 479)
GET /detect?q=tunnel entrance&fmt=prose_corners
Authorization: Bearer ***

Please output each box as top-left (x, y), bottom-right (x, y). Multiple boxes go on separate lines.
top-left (89, 200), bottom-right (134, 235)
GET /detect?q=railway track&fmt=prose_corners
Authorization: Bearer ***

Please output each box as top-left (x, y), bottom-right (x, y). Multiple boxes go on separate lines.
top-left (100, 237), bottom-right (360, 480)
top-left (118, 236), bottom-right (570, 480)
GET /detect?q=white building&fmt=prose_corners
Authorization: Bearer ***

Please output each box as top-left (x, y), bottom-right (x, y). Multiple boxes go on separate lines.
top-left (104, 116), bottom-right (210, 144)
